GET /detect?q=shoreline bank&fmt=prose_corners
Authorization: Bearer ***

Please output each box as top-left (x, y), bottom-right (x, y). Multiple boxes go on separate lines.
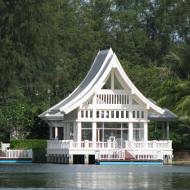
top-left (172, 160), bottom-right (190, 165)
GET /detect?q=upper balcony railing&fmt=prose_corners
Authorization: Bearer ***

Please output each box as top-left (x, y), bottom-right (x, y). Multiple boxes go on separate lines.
top-left (96, 94), bottom-right (129, 105)
top-left (93, 90), bottom-right (129, 105)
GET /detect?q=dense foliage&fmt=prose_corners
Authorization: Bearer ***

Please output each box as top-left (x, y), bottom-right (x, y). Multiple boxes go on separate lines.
top-left (0, 0), bottom-right (190, 150)
top-left (10, 139), bottom-right (47, 150)
top-left (10, 139), bottom-right (47, 162)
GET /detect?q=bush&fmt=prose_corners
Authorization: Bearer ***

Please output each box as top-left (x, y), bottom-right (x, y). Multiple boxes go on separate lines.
top-left (10, 139), bottom-right (47, 163)
top-left (10, 139), bottom-right (47, 149)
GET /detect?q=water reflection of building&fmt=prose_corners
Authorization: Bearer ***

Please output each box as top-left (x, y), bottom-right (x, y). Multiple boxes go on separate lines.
top-left (39, 48), bottom-right (177, 164)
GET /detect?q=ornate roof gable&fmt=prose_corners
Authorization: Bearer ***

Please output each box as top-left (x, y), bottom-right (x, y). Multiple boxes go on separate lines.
top-left (39, 48), bottom-right (166, 119)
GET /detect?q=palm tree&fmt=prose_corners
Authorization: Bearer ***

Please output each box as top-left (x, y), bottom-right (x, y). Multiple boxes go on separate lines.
top-left (165, 43), bottom-right (190, 80)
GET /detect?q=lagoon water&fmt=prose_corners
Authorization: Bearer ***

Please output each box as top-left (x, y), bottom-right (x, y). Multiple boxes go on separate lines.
top-left (0, 164), bottom-right (190, 190)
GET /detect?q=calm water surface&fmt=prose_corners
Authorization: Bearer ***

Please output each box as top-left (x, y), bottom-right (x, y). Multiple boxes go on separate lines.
top-left (0, 163), bottom-right (190, 190)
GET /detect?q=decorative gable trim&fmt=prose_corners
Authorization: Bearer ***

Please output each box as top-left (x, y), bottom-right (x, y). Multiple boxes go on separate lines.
top-left (40, 48), bottom-right (165, 119)
top-left (112, 53), bottom-right (165, 114)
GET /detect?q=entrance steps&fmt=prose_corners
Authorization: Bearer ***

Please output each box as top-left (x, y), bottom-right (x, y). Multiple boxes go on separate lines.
top-left (125, 150), bottom-right (135, 160)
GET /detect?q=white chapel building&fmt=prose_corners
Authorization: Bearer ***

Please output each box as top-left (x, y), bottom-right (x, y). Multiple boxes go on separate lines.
top-left (39, 48), bottom-right (177, 164)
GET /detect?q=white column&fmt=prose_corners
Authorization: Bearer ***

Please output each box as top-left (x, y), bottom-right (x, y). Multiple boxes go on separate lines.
top-left (73, 122), bottom-right (77, 141)
top-left (166, 122), bottom-right (170, 140)
top-left (69, 154), bottom-right (73, 164)
top-left (97, 129), bottom-right (100, 142)
top-left (128, 122), bottom-right (133, 141)
top-left (77, 108), bottom-right (81, 120)
top-left (55, 127), bottom-right (58, 140)
top-left (92, 122), bottom-right (97, 148)
top-left (49, 127), bottom-right (52, 140)
top-left (64, 123), bottom-right (67, 140)
top-left (62, 127), bottom-right (65, 140)
top-left (77, 122), bottom-right (82, 148)
top-left (129, 109), bottom-right (133, 120)
top-left (144, 122), bottom-right (148, 142)
top-left (84, 154), bottom-right (89, 164)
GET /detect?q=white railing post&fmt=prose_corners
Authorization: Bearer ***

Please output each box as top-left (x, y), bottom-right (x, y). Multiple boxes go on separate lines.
top-left (3, 149), bottom-right (33, 159)
top-left (77, 122), bottom-right (81, 148)
top-left (92, 122), bottom-right (97, 148)
top-left (144, 122), bottom-right (148, 149)
top-left (107, 140), bottom-right (111, 149)
top-left (168, 140), bottom-right (172, 149)
top-left (128, 122), bottom-right (133, 141)
top-left (85, 140), bottom-right (89, 149)
top-left (153, 141), bottom-right (157, 149)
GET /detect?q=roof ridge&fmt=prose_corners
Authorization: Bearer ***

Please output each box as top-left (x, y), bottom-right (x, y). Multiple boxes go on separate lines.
top-left (99, 48), bottom-right (113, 54)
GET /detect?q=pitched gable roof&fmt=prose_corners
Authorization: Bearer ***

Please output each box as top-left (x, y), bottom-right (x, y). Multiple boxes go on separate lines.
top-left (39, 48), bottom-right (169, 119)
top-left (39, 49), bottom-right (113, 118)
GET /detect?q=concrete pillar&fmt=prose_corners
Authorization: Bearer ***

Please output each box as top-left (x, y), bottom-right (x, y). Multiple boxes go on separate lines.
top-left (55, 127), bottom-right (58, 140)
top-left (77, 122), bottom-right (82, 148)
top-left (163, 155), bottom-right (172, 165)
top-left (60, 155), bottom-right (63, 163)
top-left (84, 154), bottom-right (89, 164)
top-left (128, 122), bottom-right (133, 141)
top-left (92, 122), bottom-right (97, 148)
top-left (166, 122), bottom-right (170, 140)
top-left (63, 155), bottom-right (66, 164)
top-left (57, 155), bottom-right (60, 163)
top-left (69, 154), bottom-right (73, 164)
top-left (144, 122), bottom-right (148, 142)
top-left (55, 155), bottom-right (58, 163)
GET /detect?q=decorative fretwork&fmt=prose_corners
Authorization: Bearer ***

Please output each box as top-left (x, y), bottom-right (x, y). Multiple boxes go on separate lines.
top-left (79, 109), bottom-right (145, 120)
top-left (96, 110), bottom-right (129, 119)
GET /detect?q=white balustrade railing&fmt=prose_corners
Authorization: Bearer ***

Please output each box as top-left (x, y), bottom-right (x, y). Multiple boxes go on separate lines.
top-left (47, 140), bottom-right (172, 151)
top-left (96, 149), bottom-right (126, 160)
top-left (95, 150), bottom-right (164, 161)
top-left (96, 92), bottom-right (129, 105)
top-left (4, 149), bottom-right (33, 159)
top-left (135, 154), bottom-right (159, 160)
top-left (125, 140), bottom-right (172, 150)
